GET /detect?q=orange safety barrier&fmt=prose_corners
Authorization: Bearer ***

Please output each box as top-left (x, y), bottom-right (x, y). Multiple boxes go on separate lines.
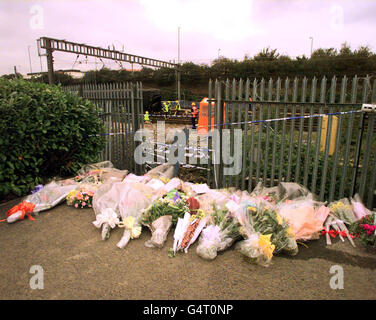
top-left (197, 98), bottom-right (225, 134)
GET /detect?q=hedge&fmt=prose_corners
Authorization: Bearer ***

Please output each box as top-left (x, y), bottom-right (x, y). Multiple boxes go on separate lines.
top-left (0, 78), bottom-right (105, 199)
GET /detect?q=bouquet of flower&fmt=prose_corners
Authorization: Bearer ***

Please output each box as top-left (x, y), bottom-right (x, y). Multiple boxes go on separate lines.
top-left (141, 189), bottom-right (190, 248)
top-left (66, 189), bottom-right (94, 209)
top-left (348, 213), bottom-right (376, 249)
top-left (350, 194), bottom-right (372, 221)
top-left (276, 198), bottom-right (329, 241)
top-left (92, 181), bottom-right (130, 240)
top-left (74, 161), bottom-right (128, 186)
top-left (196, 204), bottom-right (241, 260)
top-left (3, 180), bottom-right (78, 223)
top-left (329, 198), bottom-right (356, 225)
top-left (172, 206), bottom-right (208, 255)
top-left (236, 232), bottom-right (276, 267)
top-left (116, 181), bottom-right (159, 249)
top-left (250, 182), bottom-right (314, 204)
top-left (234, 198), bottom-right (298, 266)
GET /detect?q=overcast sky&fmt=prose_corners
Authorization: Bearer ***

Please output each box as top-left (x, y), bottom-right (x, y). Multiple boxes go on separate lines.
top-left (0, 0), bottom-right (375, 75)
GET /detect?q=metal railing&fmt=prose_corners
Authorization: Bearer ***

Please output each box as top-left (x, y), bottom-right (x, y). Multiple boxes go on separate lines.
top-left (207, 76), bottom-right (376, 209)
top-left (63, 82), bottom-right (144, 174)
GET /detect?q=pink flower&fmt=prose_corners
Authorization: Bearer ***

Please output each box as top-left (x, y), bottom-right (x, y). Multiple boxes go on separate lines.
top-left (82, 202), bottom-right (86, 207)
top-left (74, 203), bottom-right (78, 208)
top-left (88, 205), bottom-right (92, 208)
top-left (362, 224), bottom-right (376, 231)
top-left (85, 196), bottom-right (89, 201)
top-left (76, 193), bottom-right (83, 200)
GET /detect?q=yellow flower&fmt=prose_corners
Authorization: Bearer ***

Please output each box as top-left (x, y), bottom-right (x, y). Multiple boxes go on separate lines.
top-left (248, 206), bottom-right (257, 213)
top-left (258, 234), bottom-right (275, 260)
top-left (286, 227), bottom-right (295, 238)
top-left (160, 176), bottom-right (170, 184)
top-left (276, 214), bottom-right (283, 225)
top-left (67, 190), bottom-right (76, 198)
top-left (121, 216), bottom-right (142, 239)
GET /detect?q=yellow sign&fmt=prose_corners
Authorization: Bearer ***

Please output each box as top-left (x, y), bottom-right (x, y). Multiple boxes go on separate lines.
top-left (320, 115), bottom-right (338, 156)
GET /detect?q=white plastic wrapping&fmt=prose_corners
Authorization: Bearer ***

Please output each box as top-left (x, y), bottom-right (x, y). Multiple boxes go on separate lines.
top-left (92, 181), bottom-right (127, 240)
top-left (116, 181), bottom-right (162, 249)
top-left (144, 215), bottom-right (173, 248)
top-left (27, 181), bottom-right (78, 213)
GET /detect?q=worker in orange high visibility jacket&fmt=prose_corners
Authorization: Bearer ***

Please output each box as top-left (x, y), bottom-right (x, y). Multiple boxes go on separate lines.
top-left (191, 102), bottom-right (198, 129)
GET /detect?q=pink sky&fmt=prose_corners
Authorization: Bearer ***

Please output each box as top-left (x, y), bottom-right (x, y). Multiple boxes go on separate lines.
top-left (0, 0), bottom-right (375, 75)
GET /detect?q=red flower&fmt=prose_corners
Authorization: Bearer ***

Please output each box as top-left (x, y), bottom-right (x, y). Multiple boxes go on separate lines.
top-left (187, 197), bottom-right (200, 211)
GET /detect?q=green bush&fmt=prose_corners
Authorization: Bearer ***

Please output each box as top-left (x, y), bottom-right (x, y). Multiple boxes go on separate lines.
top-left (0, 78), bottom-right (105, 198)
top-left (242, 129), bottom-right (354, 201)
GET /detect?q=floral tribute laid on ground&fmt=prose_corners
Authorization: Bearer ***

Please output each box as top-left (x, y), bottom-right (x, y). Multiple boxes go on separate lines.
top-left (2, 161), bottom-right (375, 267)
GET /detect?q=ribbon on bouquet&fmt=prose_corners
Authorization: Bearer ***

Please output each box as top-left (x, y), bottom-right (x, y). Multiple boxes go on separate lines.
top-left (92, 208), bottom-right (120, 229)
top-left (118, 216), bottom-right (142, 239)
top-left (0, 201), bottom-right (36, 222)
top-left (321, 227), bottom-right (354, 239)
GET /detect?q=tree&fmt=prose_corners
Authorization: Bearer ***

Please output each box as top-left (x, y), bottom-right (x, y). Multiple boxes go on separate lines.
top-left (354, 45), bottom-right (374, 58)
top-left (29, 72), bottom-right (76, 85)
top-left (311, 48), bottom-right (338, 58)
top-left (253, 47), bottom-right (280, 61)
top-left (1, 73), bottom-right (23, 80)
top-left (338, 42), bottom-right (353, 56)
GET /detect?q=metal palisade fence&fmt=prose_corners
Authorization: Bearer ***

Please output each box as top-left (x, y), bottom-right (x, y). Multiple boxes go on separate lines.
top-left (62, 82), bottom-right (144, 174)
top-left (207, 75), bottom-right (376, 209)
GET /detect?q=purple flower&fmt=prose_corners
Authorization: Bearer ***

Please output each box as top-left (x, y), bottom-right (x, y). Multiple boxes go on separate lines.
top-left (31, 184), bottom-right (43, 194)
top-left (173, 192), bottom-right (181, 203)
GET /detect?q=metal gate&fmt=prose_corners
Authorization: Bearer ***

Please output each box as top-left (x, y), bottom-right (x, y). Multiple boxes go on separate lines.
top-left (63, 82), bottom-right (144, 174)
top-left (207, 76), bottom-right (376, 209)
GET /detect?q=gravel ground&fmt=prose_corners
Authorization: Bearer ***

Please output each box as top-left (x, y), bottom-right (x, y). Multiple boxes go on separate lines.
top-left (1, 199), bottom-right (376, 300)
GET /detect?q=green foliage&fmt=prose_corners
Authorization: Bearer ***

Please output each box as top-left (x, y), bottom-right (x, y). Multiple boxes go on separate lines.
top-left (253, 47), bottom-right (281, 61)
top-left (210, 204), bottom-right (241, 239)
top-left (243, 130), bottom-right (352, 200)
top-left (141, 197), bottom-right (189, 227)
top-left (29, 72), bottom-right (78, 85)
top-left (246, 202), bottom-right (296, 254)
top-left (0, 78), bottom-right (105, 198)
top-left (348, 214), bottom-right (376, 249)
top-left (1, 73), bottom-right (23, 80)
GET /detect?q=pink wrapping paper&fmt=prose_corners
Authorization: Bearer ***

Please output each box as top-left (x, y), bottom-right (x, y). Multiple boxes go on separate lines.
top-left (278, 203), bottom-right (330, 241)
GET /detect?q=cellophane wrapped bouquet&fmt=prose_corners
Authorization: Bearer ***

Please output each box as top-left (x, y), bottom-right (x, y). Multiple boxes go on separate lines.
top-left (116, 180), bottom-right (157, 249)
top-left (141, 189), bottom-right (190, 248)
top-left (276, 197), bottom-right (329, 241)
top-left (323, 195), bottom-right (372, 247)
top-left (196, 204), bottom-right (241, 260)
top-left (74, 161), bottom-right (128, 185)
top-left (92, 175), bottom-right (143, 240)
top-left (5, 179), bottom-right (78, 223)
top-left (235, 198), bottom-right (298, 267)
top-left (350, 193), bottom-right (373, 221)
top-left (172, 196), bottom-right (209, 255)
top-left (116, 164), bottom-right (179, 249)
top-left (329, 198), bottom-right (356, 225)
top-left (250, 182), bottom-right (313, 204)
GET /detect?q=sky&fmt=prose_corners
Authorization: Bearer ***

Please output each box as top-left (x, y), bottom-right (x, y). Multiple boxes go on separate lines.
top-left (0, 0), bottom-right (375, 76)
